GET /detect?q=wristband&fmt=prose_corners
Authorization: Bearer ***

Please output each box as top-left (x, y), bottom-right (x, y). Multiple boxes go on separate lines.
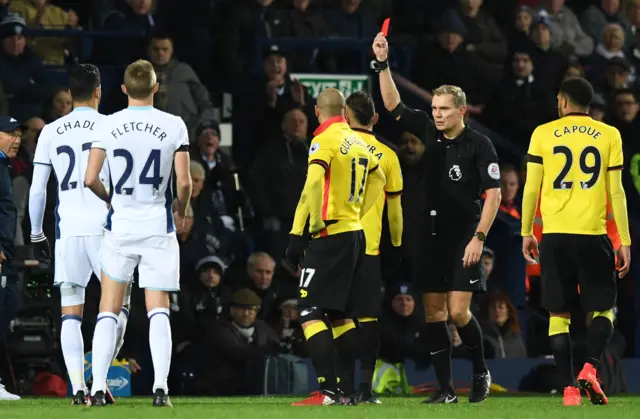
top-left (370, 59), bottom-right (389, 73)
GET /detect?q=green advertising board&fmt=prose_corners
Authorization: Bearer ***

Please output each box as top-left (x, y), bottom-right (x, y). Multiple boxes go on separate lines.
top-left (290, 74), bottom-right (371, 99)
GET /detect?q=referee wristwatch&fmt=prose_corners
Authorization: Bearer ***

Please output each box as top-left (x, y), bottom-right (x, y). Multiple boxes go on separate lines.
top-left (474, 232), bottom-right (486, 241)
top-left (370, 59), bottom-right (389, 73)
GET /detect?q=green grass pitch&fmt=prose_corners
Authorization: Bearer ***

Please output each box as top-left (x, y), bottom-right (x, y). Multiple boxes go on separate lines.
top-left (3, 395), bottom-right (639, 419)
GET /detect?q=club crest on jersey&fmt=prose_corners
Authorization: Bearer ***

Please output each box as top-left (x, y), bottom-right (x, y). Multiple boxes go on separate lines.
top-left (309, 143), bottom-right (320, 155)
top-left (488, 162), bottom-right (500, 180)
top-left (449, 164), bottom-right (463, 181)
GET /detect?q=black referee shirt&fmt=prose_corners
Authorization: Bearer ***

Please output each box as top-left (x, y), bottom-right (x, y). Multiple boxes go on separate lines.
top-left (392, 102), bottom-right (500, 225)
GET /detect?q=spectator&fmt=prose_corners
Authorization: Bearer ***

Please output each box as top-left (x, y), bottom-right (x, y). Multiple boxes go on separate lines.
top-left (480, 291), bottom-right (527, 358)
top-left (588, 23), bottom-right (629, 86)
top-left (484, 45), bottom-right (556, 146)
top-left (44, 87), bottom-right (72, 123)
top-left (249, 108), bottom-right (309, 260)
top-left (0, 14), bottom-right (51, 122)
top-left (230, 252), bottom-right (278, 322)
top-left (10, 0), bottom-right (79, 65)
top-left (93, 0), bottom-right (156, 65)
top-left (582, 0), bottom-right (634, 50)
top-left (378, 283), bottom-right (428, 366)
top-left (594, 57), bottom-right (632, 101)
top-left (221, 0), bottom-right (282, 83)
top-left (410, 10), bottom-right (488, 113)
top-left (270, 297), bottom-right (307, 357)
top-left (197, 288), bottom-right (280, 395)
top-left (564, 58), bottom-right (585, 78)
top-left (190, 119), bottom-right (242, 232)
top-left (458, 0), bottom-right (508, 69)
top-left (273, 0), bottom-right (335, 73)
top-left (528, 12), bottom-right (569, 90)
top-left (589, 94), bottom-right (607, 121)
top-left (178, 160), bottom-right (240, 273)
top-left (536, 1), bottom-right (594, 57)
top-left (147, 34), bottom-right (216, 138)
top-left (171, 256), bottom-right (230, 366)
top-left (508, 5), bottom-right (534, 52)
top-left (250, 45), bottom-right (316, 148)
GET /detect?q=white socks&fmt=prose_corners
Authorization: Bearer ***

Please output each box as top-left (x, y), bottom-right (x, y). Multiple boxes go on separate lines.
top-left (112, 307), bottom-right (129, 363)
top-left (90, 312), bottom-right (118, 395)
top-left (60, 315), bottom-right (85, 395)
top-left (148, 308), bottom-right (172, 393)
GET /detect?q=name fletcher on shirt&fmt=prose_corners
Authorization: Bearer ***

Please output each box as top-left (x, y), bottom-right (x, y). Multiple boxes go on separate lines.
top-left (110, 122), bottom-right (167, 141)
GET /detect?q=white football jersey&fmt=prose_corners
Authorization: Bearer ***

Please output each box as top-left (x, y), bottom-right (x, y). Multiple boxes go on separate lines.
top-left (92, 106), bottom-right (189, 235)
top-left (33, 107), bottom-right (109, 237)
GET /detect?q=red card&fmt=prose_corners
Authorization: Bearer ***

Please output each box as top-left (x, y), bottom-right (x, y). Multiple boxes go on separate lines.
top-left (381, 18), bottom-right (390, 36)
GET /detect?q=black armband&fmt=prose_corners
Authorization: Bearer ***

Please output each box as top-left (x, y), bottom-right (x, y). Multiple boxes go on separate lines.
top-left (176, 145), bottom-right (189, 152)
top-left (370, 59), bottom-right (389, 73)
top-left (389, 101), bottom-right (408, 120)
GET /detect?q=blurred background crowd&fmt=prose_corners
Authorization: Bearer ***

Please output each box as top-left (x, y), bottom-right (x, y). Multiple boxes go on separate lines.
top-left (1, 0), bottom-right (640, 396)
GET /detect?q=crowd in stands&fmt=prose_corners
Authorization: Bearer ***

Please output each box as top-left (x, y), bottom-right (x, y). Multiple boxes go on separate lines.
top-left (1, 0), bottom-right (639, 395)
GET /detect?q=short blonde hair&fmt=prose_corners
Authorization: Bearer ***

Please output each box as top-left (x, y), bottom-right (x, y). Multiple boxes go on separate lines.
top-left (190, 160), bottom-right (206, 178)
top-left (124, 60), bottom-right (157, 99)
top-left (433, 85), bottom-right (467, 108)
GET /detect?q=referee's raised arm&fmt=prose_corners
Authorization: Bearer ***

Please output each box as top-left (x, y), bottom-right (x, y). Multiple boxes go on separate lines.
top-left (371, 33), bottom-right (436, 143)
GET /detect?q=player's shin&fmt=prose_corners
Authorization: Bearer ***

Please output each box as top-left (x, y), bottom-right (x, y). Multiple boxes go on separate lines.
top-left (356, 318), bottom-right (379, 393)
top-left (585, 310), bottom-right (615, 367)
top-left (61, 310), bottom-right (86, 395)
top-left (146, 290), bottom-right (172, 394)
top-left (302, 318), bottom-right (339, 393)
top-left (548, 315), bottom-right (576, 388)
top-left (332, 320), bottom-right (357, 396)
top-left (112, 284), bottom-right (132, 363)
top-left (455, 315), bottom-right (488, 374)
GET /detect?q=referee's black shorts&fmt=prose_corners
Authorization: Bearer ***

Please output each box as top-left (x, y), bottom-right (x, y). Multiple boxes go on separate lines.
top-left (540, 233), bottom-right (616, 313)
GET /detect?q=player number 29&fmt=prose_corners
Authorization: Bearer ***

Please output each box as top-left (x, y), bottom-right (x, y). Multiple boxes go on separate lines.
top-left (349, 157), bottom-right (369, 203)
top-left (552, 145), bottom-right (601, 190)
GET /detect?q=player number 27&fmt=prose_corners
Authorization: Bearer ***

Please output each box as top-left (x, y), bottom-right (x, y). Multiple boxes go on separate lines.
top-left (113, 148), bottom-right (164, 195)
top-left (299, 268), bottom-right (315, 288)
top-left (552, 145), bottom-right (601, 190)
top-left (349, 157), bottom-right (369, 203)
top-left (56, 143), bottom-right (92, 191)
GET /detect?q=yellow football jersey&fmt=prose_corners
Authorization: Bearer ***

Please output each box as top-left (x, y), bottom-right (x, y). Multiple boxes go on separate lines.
top-left (308, 116), bottom-right (380, 237)
top-left (527, 114), bottom-right (623, 236)
top-left (353, 128), bottom-right (403, 255)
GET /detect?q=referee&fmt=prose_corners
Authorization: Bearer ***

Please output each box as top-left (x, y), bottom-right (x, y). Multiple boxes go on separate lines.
top-left (0, 116), bottom-right (25, 401)
top-left (372, 33), bottom-right (501, 404)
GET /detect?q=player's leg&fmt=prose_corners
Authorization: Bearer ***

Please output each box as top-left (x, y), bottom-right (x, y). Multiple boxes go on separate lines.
top-left (576, 235), bottom-right (617, 405)
top-left (348, 254), bottom-right (383, 403)
top-left (449, 245), bottom-right (490, 403)
top-left (88, 235), bottom-right (132, 365)
top-left (89, 234), bottom-right (137, 407)
top-left (137, 234), bottom-right (180, 408)
top-left (330, 316), bottom-right (358, 400)
top-left (540, 234), bottom-right (581, 406)
top-left (55, 237), bottom-right (92, 405)
top-left (292, 233), bottom-right (356, 406)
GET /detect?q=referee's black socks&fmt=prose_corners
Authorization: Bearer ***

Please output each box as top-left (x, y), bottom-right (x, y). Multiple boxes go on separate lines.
top-left (456, 315), bottom-right (488, 374)
top-left (304, 322), bottom-right (339, 393)
top-left (333, 321), bottom-right (358, 395)
top-left (356, 317), bottom-right (379, 393)
top-left (426, 321), bottom-right (454, 391)
top-left (548, 316), bottom-right (576, 388)
top-left (586, 310), bottom-right (614, 367)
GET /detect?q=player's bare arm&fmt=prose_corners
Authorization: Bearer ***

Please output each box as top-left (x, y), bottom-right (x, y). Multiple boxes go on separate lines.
top-left (84, 147), bottom-right (110, 203)
top-left (463, 187), bottom-right (500, 267)
top-left (387, 193), bottom-right (403, 246)
top-left (372, 33), bottom-right (402, 115)
top-left (606, 166), bottom-right (631, 277)
top-left (521, 153), bottom-right (544, 264)
top-left (305, 163), bottom-right (327, 234)
top-left (173, 149), bottom-right (192, 219)
top-left (360, 164), bottom-right (386, 216)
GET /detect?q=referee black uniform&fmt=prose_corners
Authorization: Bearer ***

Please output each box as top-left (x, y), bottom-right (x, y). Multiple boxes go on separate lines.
top-left (390, 102), bottom-right (501, 293)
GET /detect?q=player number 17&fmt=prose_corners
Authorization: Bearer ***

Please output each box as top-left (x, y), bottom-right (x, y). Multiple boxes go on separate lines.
top-left (299, 268), bottom-right (315, 288)
top-left (349, 157), bottom-right (369, 203)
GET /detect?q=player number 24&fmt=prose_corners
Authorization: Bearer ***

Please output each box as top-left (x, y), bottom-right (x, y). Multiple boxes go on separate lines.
top-left (552, 145), bottom-right (601, 190)
top-left (113, 148), bottom-right (163, 195)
